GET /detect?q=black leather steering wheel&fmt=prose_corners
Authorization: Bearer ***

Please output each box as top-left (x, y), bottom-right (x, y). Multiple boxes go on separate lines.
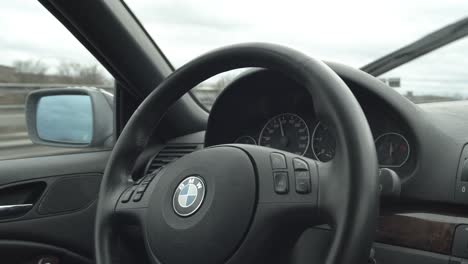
top-left (95, 43), bottom-right (379, 264)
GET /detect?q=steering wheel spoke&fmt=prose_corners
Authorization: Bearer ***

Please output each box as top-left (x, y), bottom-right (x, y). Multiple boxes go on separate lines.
top-left (316, 160), bottom-right (350, 225)
top-left (214, 144), bottom-right (321, 262)
top-left (114, 169), bottom-right (164, 224)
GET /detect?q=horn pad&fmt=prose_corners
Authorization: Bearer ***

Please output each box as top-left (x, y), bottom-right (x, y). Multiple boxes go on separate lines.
top-left (145, 147), bottom-right (257, 264)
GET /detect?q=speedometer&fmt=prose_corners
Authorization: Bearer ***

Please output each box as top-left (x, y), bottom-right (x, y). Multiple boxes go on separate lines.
top-left (258, 113), bottom-right (310, 156)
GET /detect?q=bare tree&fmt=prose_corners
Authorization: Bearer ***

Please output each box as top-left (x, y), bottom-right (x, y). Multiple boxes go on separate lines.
top-left (13, 59), bottom-right (49, 83)
top-left (77, 64), bottom-right (105, 85)
top-left (56, 61), bottom-right (109, 85)
top-left (13, 59), bottom-right (48, 75)
top-left (56, 61), bottom-right (81, 83)
top-left (10, 59), bottom-right (111, 85)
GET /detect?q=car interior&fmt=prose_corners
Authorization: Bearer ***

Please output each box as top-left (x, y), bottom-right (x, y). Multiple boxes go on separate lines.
top-left (1, 1), bottom-right (468, 264)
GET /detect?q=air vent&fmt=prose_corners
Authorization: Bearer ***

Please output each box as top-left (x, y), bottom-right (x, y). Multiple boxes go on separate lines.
top-left (145, 144), bottom-right (200, 174)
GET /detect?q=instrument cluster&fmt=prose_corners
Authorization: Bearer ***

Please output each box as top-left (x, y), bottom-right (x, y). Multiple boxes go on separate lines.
top-left (205, 69), bottom-right (414, 170)
top-left (233, 112), bottom-right (411, 168)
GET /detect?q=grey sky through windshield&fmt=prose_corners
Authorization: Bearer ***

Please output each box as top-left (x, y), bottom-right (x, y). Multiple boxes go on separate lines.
top-left (1, 0), bottom-right (468, 103)
top-left (125, 0), bottom-right (468, 103)
top-left (2, 1), bottom-right (466, 68)
top-left (125, 0), bottom-right (468, 67)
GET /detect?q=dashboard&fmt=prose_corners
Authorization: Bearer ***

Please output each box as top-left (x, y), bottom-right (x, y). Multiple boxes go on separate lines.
top-left (205, 69), bottom-right (416, 176)
top-left (164, 64), bottom-right (468, 263)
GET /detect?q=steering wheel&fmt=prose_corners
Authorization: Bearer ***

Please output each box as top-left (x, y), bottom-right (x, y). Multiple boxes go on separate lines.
top-left (95, 43), bottom-right (379, 264)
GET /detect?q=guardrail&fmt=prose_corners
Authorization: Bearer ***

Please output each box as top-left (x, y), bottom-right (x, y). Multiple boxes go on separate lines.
top-left (0, 104), bottom-right (23, 110)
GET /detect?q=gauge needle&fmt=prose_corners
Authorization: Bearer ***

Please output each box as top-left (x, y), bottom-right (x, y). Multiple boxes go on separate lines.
top-left (389, 143), bottom-right (393, 158)
top-left (279, 119), bottom-right (285, 136)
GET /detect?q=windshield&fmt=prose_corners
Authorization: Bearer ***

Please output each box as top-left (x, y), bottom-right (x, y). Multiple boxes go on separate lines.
top-left (126, 0), bottom-right (468, 106)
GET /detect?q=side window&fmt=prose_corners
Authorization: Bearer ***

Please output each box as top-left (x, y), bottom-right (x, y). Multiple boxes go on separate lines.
top-left (0, 2), bottom-right (114, 160)
top-left (379, 37), bottom-right (468, 104)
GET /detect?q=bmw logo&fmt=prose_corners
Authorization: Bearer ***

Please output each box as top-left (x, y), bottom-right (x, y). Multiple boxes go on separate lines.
top-left (173, 176), bottom-right (206, 217)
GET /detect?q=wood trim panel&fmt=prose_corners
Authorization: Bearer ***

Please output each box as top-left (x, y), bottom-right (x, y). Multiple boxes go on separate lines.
top-left (376, 205), bottom-right (468, 255)
top-left (376, 213), bottom-right (456, 254)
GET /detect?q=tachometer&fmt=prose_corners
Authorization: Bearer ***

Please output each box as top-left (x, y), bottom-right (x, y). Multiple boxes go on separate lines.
top-left (312, 122), bottom-right (336, 162)
top-left (375, 132), bottom-right (410, 167)
top-left (258, 113), bottom-right (310, 156)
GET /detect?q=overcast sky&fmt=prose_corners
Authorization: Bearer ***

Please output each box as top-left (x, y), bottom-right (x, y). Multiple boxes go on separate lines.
top-left (0, 1), bottom-right (100, 71)
top-left (1, 0), bottom-right (468, 97)
top-left (126, 0), bottom-right (468, 98)
top-left (126, 0), bottom-right (468, 67)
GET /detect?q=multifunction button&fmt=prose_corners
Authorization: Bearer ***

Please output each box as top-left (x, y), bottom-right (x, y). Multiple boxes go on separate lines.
top-left (273, 171), bottom-right (289, 194)
top-left (271, 152), bottom-right (287, 169)
top-left (293, 158), bottom-right (308, 171)
top-left (293, 158), bottom-right (311, 194)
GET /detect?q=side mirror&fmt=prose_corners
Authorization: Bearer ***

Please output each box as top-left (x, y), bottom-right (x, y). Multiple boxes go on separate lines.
top-left (25, 87), bottom-right (113, 148)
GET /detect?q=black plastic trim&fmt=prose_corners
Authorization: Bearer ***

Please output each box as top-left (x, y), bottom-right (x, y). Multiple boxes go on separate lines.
top-left (0, 239), bottom-right (93, 264)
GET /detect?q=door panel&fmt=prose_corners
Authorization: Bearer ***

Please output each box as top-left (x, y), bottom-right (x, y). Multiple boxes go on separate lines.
top-left (0, 151), bottom-right (110, 262)
top-left (0, 151), bottom-right (109, 186)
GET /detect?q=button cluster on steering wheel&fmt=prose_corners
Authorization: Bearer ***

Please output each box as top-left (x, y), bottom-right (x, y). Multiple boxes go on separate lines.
top-left (120, 169), bottom-right (160, 203)
top-left (270, 152), bottom-right (312, 195)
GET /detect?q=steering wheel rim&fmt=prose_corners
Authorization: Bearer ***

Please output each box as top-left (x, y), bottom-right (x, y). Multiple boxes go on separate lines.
top-left (95, 43), bottom-right (379, 264)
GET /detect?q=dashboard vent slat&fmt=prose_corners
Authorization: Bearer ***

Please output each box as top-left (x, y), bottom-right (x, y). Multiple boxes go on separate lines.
top-left (145, 144), bottom-right (200, 174)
